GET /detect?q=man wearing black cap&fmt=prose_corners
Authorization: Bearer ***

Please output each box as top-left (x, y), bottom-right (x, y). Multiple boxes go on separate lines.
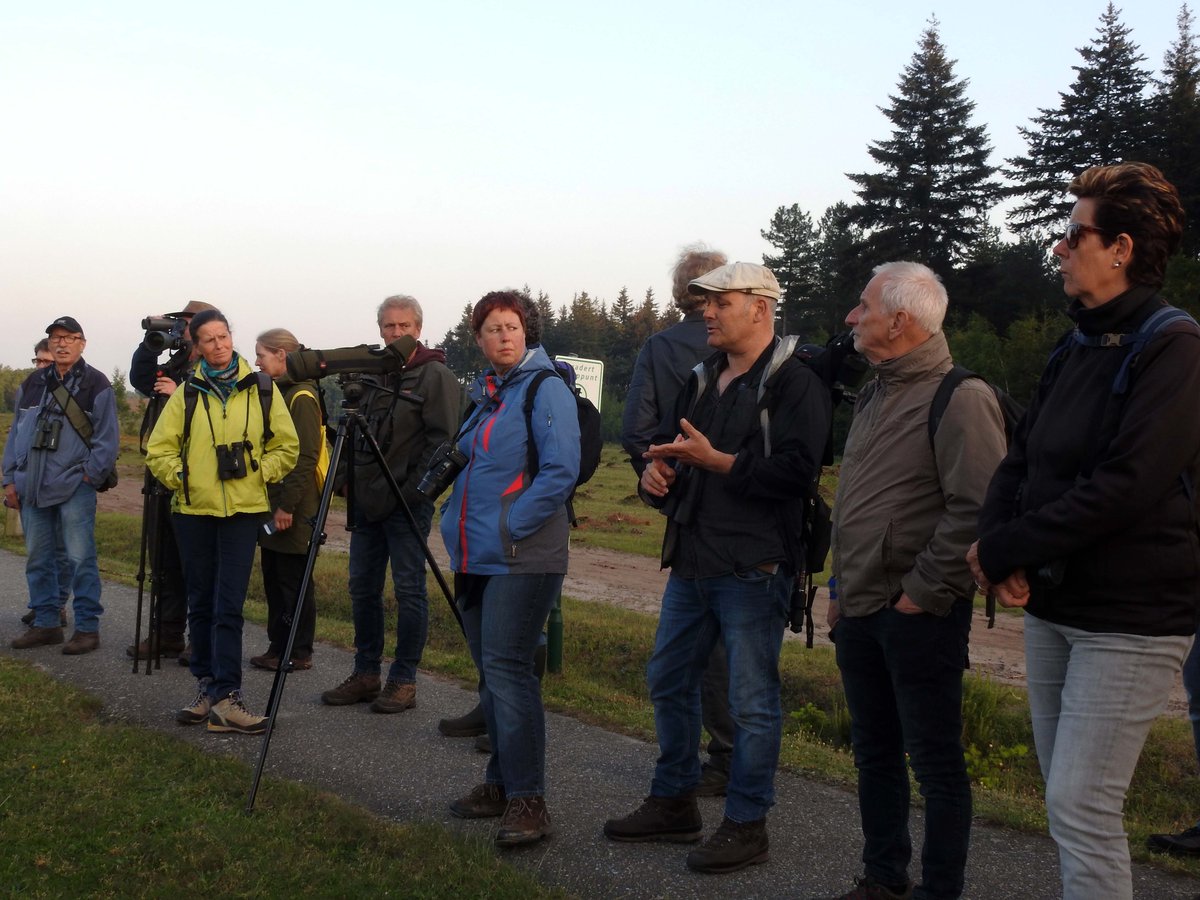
top-left (604, 263), bottom-right (831, 873)
top-left (3, 316), bottom-right (119, 654)
top-left (126, 300), bottom-right (215, 662)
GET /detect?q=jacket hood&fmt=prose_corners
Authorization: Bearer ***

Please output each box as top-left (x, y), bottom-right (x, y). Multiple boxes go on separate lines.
top-left (408, 342), bottom-right (447, 369)
top-left (467, 345), bottom-right (557, 404)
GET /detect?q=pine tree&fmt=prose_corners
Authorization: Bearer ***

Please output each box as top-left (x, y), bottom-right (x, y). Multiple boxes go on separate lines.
top-left (814, 202), bottom-right (873, 338)
top-left (1005, 3), bottom-right (1153, 236)
top-left (846, 18), bottom-right (999, 272)
top-left (1147, 4), bottom-right (1200, 255)
top-left (761, 203), bottom-right (821, 335)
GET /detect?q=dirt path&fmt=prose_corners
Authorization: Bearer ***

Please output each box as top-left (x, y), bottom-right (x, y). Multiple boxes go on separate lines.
top-left (98, 474), bottom-right (1188, 716)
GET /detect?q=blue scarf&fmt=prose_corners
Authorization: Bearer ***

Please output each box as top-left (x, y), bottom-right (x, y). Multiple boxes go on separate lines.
top-left (200, 353), bottom-right (241, 400)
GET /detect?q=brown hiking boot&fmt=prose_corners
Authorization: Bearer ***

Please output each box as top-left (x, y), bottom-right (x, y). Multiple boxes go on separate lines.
top-left (495, 796), bottom-right (552, 847)
top-left (449, 783), bottom-right (507, 819)
top-left (126, 634), bottom-right (186, 659)
top-left (603, 794), bottom-right (703, 843)
top-left (320, 671), bottom-right (381, 706)
top-left (10, 626), bottom-right (65, 649)
top-left (62, 631), bottom-right (100, 655)
top-left (249, 651), bottom-right (281, 671)
top-left (685, 816), bottom-right (769, 874)
top-left (176, 685), bottom-right (212, 725)
top-left (370, 680), bottom-right (416, 713)
top-left (207, 691), bottom-right (267, 735)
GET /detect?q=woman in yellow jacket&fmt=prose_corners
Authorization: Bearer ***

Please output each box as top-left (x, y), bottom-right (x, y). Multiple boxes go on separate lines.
top-left (147, 310), bottom-right (298, 734)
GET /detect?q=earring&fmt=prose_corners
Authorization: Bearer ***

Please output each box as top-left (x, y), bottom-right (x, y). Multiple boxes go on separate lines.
top-left (1113, 261), bottom-right (1121, 268)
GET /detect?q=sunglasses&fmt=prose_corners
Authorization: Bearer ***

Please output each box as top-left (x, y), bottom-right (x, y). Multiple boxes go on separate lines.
top-left (1064, 222), bottom-right (1114, 250)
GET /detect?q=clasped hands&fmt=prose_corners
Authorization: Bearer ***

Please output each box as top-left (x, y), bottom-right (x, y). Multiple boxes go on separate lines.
top-left (966, 540), bottom-right (1029, 608)
top-left (639, 419), bottom-right (734, 498)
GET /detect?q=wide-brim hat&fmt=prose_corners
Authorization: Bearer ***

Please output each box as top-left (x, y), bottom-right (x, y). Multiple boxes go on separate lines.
top-left (168, 300), bottom-right (217, 318)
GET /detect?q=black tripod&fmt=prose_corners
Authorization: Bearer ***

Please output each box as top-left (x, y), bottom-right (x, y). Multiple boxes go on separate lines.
top-left (245, 377), bottom-right (461, 812)
top-left (131, 391), bottom-right (173, 675)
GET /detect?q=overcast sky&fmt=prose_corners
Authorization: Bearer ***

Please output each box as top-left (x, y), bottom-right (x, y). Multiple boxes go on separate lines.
top-left (0, 1), bottom-right (1184, 380)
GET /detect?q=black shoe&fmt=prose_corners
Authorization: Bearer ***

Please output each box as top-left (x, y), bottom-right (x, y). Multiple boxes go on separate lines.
top-left (439, 702), bottom-right (487, 737)
top-left (686, 816), bottom-right (769, 874)
top-left (603, 794), bottom-right (702, 843)
top-left (474, 733), bottom-right (491, 754)
top-left (819, 875), bottom-right (913, 899)
top-left (1148, 824), bottom-right (1200, 857)
top-left (695, 764), bottom-right (729, 797)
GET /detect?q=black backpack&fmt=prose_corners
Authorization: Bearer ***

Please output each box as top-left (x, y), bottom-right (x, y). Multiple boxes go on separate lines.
top-left (523, 361), bottom-right (603, 526)
top-left (927, 365), bottom-right (1024, 452)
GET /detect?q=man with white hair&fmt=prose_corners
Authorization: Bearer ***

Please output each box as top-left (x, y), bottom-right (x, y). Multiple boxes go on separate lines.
top-left (604, 262), bottom-right (831, 874)
top-left (826, 262), bottom-right (1006, 900)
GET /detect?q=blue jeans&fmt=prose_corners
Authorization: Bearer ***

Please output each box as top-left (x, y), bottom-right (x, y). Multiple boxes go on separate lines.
top-left (459, 572), bottom-right (560, 797)
top-left (347, 500), bottom-right (433, 683)
top-left (646, 569), bottom-right (790, 823)
top-left (1183, 631), bottom-right (1200, 772)
top-left (20, 483), bottom-right (102, 631)
top-left (1025, 614), bottom-right (1190, 900)
top-left (835, 600), bottom-right (972, 900)
top-left (173, 513), bottom-right (260, 701)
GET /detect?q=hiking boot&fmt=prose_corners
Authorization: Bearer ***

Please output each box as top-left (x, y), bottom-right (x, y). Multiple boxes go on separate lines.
top-left (176, 685), bottom-right (212, 725)
top-left (127, 634), bottom-right (186, 659)
top-left (250, 651), bottom-right (281, 671)
top-left (288, 656), bottom-right (313, 671)
top-left (320, 671), bottom-right (381, 706)
top-left (495, 796), bottom-right (552, 847)
top-left (177, 643), bottom-right (192, 666)
top-left (10, 626), bottom-right (64, 649)
top-left (1148, 824), bottom-right (1200, 857)
top-left (208, 691), bottom-right (267, 735)
top-left (439, 702), bottom-right (487, 737)
top-left (695, 764), bottom-right (729, 797)
top-left (370, 680), bottom-right (416, 713)
top-left (821, 875), bottom-right (914, 899)
top-left (474, 733), bottom-right (491, 754)
top-left (685, 816), bottom-right (769, 874)
top-left (22, 608), bottom-right (67, 627)
top-left (449, 783), bottom-right (507, 819)
top-left (603, 794), bottom-right (703, 843)
top-left (62, 631), bottom-right (100, 655)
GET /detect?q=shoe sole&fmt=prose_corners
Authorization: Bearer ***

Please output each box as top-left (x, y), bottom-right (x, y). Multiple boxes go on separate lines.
top-left (207, 721), bottom-right (267, 735)
top-left (249, 658), bottom-right (280, 671)
top-left (603, 828), bottom-right (703, 844)
top-left (685, 849), bottom-right (769, 874)
top-left (62, 640), bottom-right (99, 655)
top-left (176, 711), bottom-right (209, 725)
top-left (495, 827), bottom-right (553, 847)
top-left (449, 803), bottom-right (506, 820)
top-left (321, 691), bottom-right (380, 706)
top-left (1147, 840), bottom-right (1200, 858)
top-left (438, 723), bottom-right (487, 737)
top-left (370, 699), bottom-right (416, 714)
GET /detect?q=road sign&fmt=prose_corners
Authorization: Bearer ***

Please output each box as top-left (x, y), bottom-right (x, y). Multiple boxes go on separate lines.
top-left (556, 355), bottom-right (604, 413)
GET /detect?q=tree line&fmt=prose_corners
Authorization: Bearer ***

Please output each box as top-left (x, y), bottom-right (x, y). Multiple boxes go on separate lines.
top-left (435, 4), bottom-right (1200, 442)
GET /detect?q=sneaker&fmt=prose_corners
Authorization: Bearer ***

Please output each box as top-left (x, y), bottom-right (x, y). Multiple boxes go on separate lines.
top-left (1147, 824), bottom-right (1200, 857)
top-left (495, 796), bottom-right (552, 847)
top-left (62, 631), bottom-right (100, 655)
top-left (176, 686), bottom-right (212, 725)
top-left (250, 651), bottom-right (281, 671)
top-left (449, 783), bottom-right (507, 819)
top-left (370, 680), bottom-right (416, 713)
top-left (695, 764), bottom-right (729, 797)
top-left (320, 671), bottom-right (381, 706)
top-left (603, 794), bottom-right (703, 843)
top-left (10, 626), bottom-right (64, 649)
top-left (686, 816), bottom-right (769, 874)
top-left (821, 875), bottom-right (914, 899)
top-left (439, 702), bottom-right (487, 737)
top-left (127, 634), bottom-right (186, 659)
top-left (207, 691), bottom-right (267, 735)
top-left (20, 608), bottom-right (67, 627)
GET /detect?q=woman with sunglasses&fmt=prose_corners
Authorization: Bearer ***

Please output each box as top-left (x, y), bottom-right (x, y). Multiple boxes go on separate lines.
top-left (968, 162), bottom-right (1200, 900)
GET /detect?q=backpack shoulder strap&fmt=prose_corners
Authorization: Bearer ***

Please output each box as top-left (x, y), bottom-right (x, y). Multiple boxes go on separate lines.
top-left (927, 365), bottom-right (976, 453)
top-left (50, 383), bottom-right (95, 446)
top-left (758, 335), bottom-right (801, 458)
top-left (256, 371), bottom-right (274, 444)
top-left (522, 369), bottom-right (557, 478)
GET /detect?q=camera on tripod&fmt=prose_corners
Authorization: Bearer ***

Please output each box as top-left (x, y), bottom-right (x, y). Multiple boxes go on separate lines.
top-left (141, 315), bottom-right (189, 354)
top-left (285, 335), bottom-right (418, 383)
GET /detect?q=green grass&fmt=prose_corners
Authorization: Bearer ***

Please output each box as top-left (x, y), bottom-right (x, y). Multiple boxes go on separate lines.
top-left (0, 657), bottom-right (565, 899)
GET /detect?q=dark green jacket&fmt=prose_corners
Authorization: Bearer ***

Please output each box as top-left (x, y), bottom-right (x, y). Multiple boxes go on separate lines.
top-left (260, 378), bottom-right (324, 555)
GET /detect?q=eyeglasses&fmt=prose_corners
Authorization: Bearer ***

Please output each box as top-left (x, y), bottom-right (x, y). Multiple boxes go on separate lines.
top-left (32, 358), bottom-right (54, 367)
top-left (47, 334), bottom-right (82, 345)
top-left (1064, 222), bottom-right (1114, 250)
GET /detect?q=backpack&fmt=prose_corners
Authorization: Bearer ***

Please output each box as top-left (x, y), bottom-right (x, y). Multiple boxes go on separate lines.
top-left (523, 361), bottom-right (603, 526)
top-left (180, 371), bottom-right (274, 506)
top-left (289, 385), bottom-right (331, 491)
top-left (689, 332), bottom-right (867, 647)
top-left (927, 365), bottom-right (1024, 452)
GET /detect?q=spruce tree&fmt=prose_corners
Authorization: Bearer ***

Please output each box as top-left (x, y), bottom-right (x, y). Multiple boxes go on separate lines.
top-left (761, 203), bottom-right (821, 335)
top-left (846, 19), bottom-right (998, 272)
top-left (814, 202), bottom-right (873, 337)
top-left (1148, 4), bottom-right (1200, 255)
top-left (1005, 3), bottom-right (1153, 236)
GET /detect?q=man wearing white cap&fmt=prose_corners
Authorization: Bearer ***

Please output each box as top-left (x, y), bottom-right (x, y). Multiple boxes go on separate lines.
top-left (4, 315), bottom-right (118, 654)
top-left (604, 262), bottom-right (831, 873)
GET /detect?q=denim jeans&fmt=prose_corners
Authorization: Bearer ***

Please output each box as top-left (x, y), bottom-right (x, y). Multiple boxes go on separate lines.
top-left (834, 600), bottom-right (972, 900)
top-left (646, 569), bottom-right (790, 824)
top-left (1025, 614), bottom-right (1190, 900)
top-left (21, 483), bottom-right (102, 631)
top-left (700, 636), bottom-right (735, 775)
top-left (173, 513), bottom-right (260, 701)
top-left (458, 572), bottom-right (560, 798)
top-left (347, 499), bottom-right (433, 683)
top-left (1183, 631), bottom-right (1200, 772)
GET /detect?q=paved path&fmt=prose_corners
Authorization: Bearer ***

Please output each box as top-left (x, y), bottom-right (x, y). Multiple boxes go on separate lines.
top-left (3, 548), bottom-right (1199, 899)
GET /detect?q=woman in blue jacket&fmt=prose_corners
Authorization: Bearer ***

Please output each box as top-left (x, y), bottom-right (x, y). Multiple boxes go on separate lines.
top-left (440, 290), bottom-right (580, 847)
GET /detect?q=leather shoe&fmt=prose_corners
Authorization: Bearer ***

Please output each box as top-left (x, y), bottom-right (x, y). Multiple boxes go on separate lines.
top-left (62, 631), bottom-right (100, 655)
top-left (1148, 824), bottom-right (1200, 857)
top-left (11, 626), bottom-right (64, 649)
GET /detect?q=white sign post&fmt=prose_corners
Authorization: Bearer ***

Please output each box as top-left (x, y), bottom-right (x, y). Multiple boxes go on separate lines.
top-left (555, 355), bottom-right (604, 413)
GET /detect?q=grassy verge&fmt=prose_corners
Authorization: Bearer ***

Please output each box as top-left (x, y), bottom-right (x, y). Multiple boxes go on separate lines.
top-left (0, 657), bottom-right (564, 898)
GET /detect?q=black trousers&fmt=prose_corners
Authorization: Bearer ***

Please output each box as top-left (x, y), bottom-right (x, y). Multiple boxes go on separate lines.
top-left (261, 547), bottom-right (317, 659)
